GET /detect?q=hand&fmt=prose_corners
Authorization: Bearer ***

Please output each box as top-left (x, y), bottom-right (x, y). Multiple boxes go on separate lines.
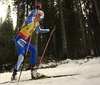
top-left (36, 2), bottom-right (42, 9)
top-left (50, 25), bottom-right (56, 32)
top-left (50, 27), bottom-right (53, 32)
top-left (37, 2), bottom-right (41, 7)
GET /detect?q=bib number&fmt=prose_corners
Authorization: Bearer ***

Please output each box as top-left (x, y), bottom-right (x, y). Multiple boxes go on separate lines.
top-left (17, 39), bottom-right (26, 47)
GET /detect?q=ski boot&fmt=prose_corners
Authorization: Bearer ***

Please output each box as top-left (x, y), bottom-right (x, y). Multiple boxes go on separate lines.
top-left (11, 69), bottom-right (17, 81)
top-left (31, 65), bottom-right (44, 79)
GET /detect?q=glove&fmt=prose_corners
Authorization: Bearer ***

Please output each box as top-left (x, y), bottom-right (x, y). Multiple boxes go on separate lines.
top-left (37, 2), bottom-right (41, 7)
top-left (50, 25), bottom-right (56, 32)
top-left (36, 2), bottom-right (42, 9)
top-left (50, 26), bottom-right (54, 32)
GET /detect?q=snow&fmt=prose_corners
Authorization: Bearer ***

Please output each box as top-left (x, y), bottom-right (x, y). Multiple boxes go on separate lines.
top-left (0, 57), bottom-right (100, 85)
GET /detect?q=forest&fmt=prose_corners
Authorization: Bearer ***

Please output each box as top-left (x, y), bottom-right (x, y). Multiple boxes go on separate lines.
top-left (0, 0), bottom-right (100, 71)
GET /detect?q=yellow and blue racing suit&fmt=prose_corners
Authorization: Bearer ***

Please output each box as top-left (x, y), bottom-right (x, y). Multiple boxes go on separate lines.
top-left (14, 9), bottom-right (50, 70)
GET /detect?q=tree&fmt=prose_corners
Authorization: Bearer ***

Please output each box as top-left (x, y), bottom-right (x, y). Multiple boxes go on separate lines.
top-left (58, 0), bottom-right (69, 59)
top-left (93, 0), bottom-right (100, 24)
top-left (0, 5), bottom-right (15, 65)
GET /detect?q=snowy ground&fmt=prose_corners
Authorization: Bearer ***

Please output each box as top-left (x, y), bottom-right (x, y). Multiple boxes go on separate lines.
top-left (0, 57), bottom-right (100, 85)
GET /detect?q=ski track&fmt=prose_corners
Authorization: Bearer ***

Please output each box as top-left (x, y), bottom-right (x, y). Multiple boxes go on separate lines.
top-left (0, 57), bottom-right (100, 85)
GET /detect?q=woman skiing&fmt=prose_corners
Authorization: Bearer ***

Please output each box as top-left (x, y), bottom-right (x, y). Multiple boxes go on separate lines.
top-left (11, 4), bottom-right (51, 80)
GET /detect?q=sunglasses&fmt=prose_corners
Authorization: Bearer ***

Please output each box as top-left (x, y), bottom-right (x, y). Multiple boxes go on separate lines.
top-left (40, 16), bottom-right (44, 19)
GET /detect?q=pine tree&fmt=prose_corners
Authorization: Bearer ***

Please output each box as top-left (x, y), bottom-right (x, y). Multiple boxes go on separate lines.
top-left (0, 5), bottom-right (15, 65)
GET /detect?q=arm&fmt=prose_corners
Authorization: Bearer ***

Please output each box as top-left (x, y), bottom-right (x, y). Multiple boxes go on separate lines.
top-left (25, 9), bottom-right (36, 25)
top-left (36, 25), bottom-right (50, 33)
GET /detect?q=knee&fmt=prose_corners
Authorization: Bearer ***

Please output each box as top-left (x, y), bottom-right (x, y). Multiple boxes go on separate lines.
top-left (32, 46), bottom-right (37, 53)
top-left (18, 54), bottom-right (24, 62)
top-left (34, 47), bottom-right (37, 52)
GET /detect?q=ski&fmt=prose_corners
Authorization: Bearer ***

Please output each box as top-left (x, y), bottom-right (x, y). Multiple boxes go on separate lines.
top-left (28, 74), bottom-right (78, 80)
top-left (0, 74), bottom-right (78, 84)
top-left (0, 80), bottom-right (17, 84)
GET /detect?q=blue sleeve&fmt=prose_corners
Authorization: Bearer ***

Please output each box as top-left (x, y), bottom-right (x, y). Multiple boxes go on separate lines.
top-left (25, 10), bottom-right (36, 25)
top-left (36, 25), bottom-right (50, 33)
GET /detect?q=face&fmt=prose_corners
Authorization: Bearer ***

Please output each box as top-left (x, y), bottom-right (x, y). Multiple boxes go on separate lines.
top-left (35, 14), bottom-right (42, 22)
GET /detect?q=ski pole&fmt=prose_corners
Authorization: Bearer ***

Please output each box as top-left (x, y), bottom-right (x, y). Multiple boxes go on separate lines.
top-left (39, 25), bottom-right (56, 63)
top-left (25, 29), bottom-right (33, 56)
top-left (25, 4), bottom-right (40, 56)
top-left (17, 29), bottom-right (34, 85)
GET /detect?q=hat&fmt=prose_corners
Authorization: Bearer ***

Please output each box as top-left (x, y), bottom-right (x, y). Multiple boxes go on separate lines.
top-left (38, 10), bottom-right (44, 19)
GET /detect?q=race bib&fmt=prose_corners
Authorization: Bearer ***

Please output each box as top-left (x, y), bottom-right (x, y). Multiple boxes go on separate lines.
top-left (17, 39), bottom-right (26, 47)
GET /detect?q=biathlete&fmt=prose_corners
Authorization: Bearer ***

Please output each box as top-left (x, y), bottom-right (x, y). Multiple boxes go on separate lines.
top-left (11, 5), bottom-right (52, 80)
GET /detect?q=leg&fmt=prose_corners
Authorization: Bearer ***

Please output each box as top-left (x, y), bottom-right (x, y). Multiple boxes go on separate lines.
top-left (29, 44), bottom-right (37, 66)
top-left (11, 36), bottom-right (26, 80)
top-left (27, 44), bottom-right (44, 79)
top-left (14, 35), bottom-right (27, 71)
top-left (11, 47), bottom-right (25, 81)
top-left (24, 42), bottom-right (37, 66)
top-left (14, 47), bottom-right (25, 70)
